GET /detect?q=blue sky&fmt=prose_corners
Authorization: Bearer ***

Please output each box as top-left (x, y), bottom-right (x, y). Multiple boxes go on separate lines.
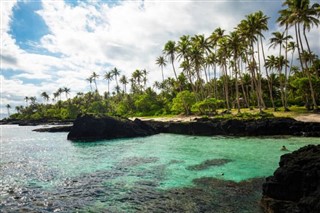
top-left (1, 0), bottom-right (319, 118)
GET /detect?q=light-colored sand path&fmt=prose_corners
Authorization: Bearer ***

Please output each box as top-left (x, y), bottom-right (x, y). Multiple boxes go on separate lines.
top-left (294, 114), bottom-right (320, 123)
top-left (132, 113), bottom-right (320, 123)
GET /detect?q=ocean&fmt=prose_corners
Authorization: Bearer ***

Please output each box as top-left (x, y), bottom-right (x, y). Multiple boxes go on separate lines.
top-left (1, 125), bottom-right (320, 212)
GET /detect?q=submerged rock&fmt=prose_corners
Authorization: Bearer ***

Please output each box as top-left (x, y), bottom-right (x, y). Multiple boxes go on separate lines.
top-left (261, 144), bottom-right (320, 213)
top-left (67, 115), bottom-right (158, 141)
top-left (187, 159), bottom-right (232, 171)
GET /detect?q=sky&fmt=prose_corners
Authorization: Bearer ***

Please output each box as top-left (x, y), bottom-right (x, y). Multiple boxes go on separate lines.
top-left (1, 0), bottom-right (319, 118)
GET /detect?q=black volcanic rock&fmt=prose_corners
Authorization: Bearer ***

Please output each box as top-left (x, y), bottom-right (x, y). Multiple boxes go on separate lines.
top-left (261, 145), bottom-right (320, 213)
top-left (146, 117), bottom-right (320, 137)
top-left (67, 115), bottom-right (158, 141)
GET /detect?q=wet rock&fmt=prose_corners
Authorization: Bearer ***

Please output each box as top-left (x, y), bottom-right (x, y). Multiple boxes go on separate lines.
top-left (67, 115), bottom-right (158, 141)
top-left (187, 159), bottom-right (232, 171)
top-left (261, 144), bottom-right (320, 213)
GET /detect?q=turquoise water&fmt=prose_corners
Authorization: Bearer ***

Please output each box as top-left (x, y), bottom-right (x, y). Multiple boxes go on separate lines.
top-left (1, 125), bottom-right (320, 212)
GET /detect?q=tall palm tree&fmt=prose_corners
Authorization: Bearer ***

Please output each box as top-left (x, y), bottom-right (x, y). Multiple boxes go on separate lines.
top-left (269, 31), bottom-right (292, 110)
top-left (279, 0), bottom-right (319, 109)
top-left (63, 87), bottom-right (71, 99)
top-left (155, 56), bottom-right (167, 82)
top-left (209, 28), bottom-right (225, 99)
top-left (111, 67), bottom-right (120, 88)
top-left (227, 30), bottom-right (243, 113)
top-left (104, 71), bottom-right (113, 94)
top-left (57, 88), bottom-right (64, 101)
top-left (24, 96), bottom-right (29, 106)
top-left (265, 55), bottom-right (277, 110)
top-left (6, 104), bottom-right (11, 116)
top-left (91, 72), bottom-right (99, 92)
top-left (41, 92), bottom-right (50, 103)
top-left (163, 40), bottom-right (178, 80)
top-left (132, 69), bottom-right (144, 92)
top-left (119, 75), bottom-right (128, 94)
top-left (86, 77), bottom-right (93, 92)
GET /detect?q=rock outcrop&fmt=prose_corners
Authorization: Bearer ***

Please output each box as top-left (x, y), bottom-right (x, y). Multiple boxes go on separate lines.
top-left (145, 117), bottom-right (320, 137)
top-left (67, 115), bottom-right (158, 141)
top-left (261, 145), bottom-right (320, 213)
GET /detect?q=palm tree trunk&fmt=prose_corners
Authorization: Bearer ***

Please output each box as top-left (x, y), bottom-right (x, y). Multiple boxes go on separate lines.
top-left (295, 23), bottom-right (305, 71)
top-left (260, 38), bottom-right (276, 111)
top-left (256, 41), bottom-right (266, 109)
top-left (235, 59), bottom-right (240, 113)
top-left (284, 26), bottom-right (289, 110)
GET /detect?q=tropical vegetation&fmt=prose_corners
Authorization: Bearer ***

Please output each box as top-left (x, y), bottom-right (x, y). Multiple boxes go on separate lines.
top-left (6, 1), bottom-right (320, 121)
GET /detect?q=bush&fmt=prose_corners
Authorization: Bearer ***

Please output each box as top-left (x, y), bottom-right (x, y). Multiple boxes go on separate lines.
top-left (171, 91), bottom-right (196, 115)
top-left (192, 98), bottom-right (223, 115)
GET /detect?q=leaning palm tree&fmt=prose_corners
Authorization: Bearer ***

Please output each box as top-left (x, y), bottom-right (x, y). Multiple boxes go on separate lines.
top-left (155, 56), bottom-right (167, 82)
top-left (41, 92), bottom-right (50, 103)
top-left (90, 72), bottom-right (99, 92)
top-left (6, 104), bottom-right (11, 117)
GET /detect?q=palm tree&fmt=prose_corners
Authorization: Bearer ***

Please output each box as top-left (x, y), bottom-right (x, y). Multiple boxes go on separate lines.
top-left (29, 97), bottom-right (37, 105)
top-left (41, 92), bottom-right (50, 103)
top-left (265, 55), bottom-right (277, 110)
top-left (53, 92), bottom-right (59, 102)
top-left (209, 28), bottom-right (225, 98)
top-left (119, 75), bottom-right (128, 94)
top-left (155, 56), bottom-right (167, 82)
top-left (91, 72), bottom-right (99, 92)
top-left (63, 87), bottom-right (71, 99)
top-left (111, 67), bottom-right (120, 88)
top-left (132, 69), bottom-right (144, 93)
top-left (163, 40), bottom-right (178, 80)
top-left (57, 88), bottom-right (64, 101)
top-left (227, 30), bottom-right (243, 113)
top-left (24, 96), bottom-right (29, 106)
top-left (86, 77), bottom-right (93, 92)
top-left (269, 31), bottom-right (292, 110)
top-left (104, 71), bottom-right (113, 94)
top-left (278, 0), bottom-right (319, 110)
top-left (6, 104), bottom-right (11, 117)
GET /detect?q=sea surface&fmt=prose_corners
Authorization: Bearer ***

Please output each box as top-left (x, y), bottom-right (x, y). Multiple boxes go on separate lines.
top-left (1, 125), bottom-right (320, 212)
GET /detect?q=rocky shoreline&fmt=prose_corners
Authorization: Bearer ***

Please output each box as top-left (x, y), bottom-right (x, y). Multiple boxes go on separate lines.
top-left (64, 115), bottom-right (320, 141)
top-left (261, 145), bottom-right (320, 213)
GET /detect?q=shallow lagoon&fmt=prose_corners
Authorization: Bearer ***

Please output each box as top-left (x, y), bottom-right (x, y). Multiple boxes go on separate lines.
top-left (1, 125), bottom-right (320, 212)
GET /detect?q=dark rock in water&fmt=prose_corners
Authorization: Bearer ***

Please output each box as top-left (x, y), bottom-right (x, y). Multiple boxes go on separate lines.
top-left (261, 144), bottom-right (320, 213)
top-left (67, 115), bottom-right (158, 141)
top-left (67, 116), bottom-right (320, 141)
top-left (33, 126), bottom-right (72, 132)
top-left (187, 159), bottom-right (232, 171)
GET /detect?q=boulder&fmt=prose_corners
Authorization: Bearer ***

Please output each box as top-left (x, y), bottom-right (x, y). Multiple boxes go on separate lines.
top-left (261, 145), bottom-right (320, 213)
top-left (67, 115), bottom-right (158, 141)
